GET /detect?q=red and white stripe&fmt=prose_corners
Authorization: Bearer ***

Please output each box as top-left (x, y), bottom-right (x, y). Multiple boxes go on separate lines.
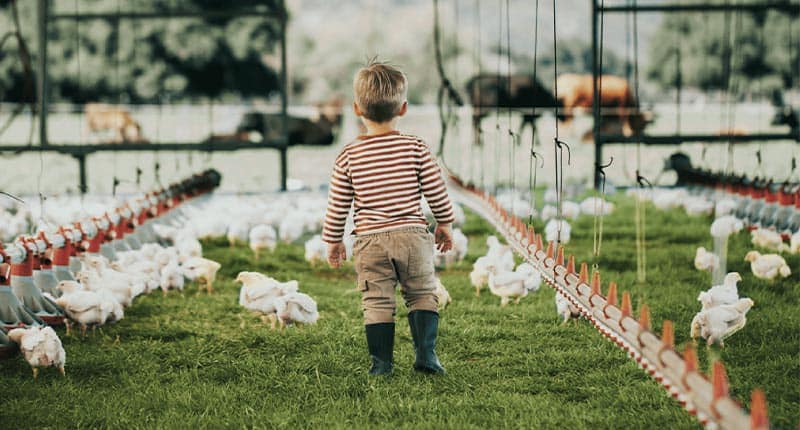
top-left (322, 131), bottom-right (454, 243)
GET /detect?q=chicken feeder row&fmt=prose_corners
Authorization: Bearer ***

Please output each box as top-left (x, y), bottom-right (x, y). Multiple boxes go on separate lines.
top-left (446, 174), bottom-right (768, 430)
top-left (0, 169), bottom-right (222, 357)
top-left (669, 153), bottom-right (800, 235)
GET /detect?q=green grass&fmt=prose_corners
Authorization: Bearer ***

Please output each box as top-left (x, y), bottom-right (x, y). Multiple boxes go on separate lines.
top-left (1, 197), bottom-right (798, 429)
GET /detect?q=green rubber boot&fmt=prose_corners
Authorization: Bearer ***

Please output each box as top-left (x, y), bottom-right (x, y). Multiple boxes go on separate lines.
top-left (365, 323), bottom-right (394, 376)
top-left (408, 310), bottom-right (445, 375)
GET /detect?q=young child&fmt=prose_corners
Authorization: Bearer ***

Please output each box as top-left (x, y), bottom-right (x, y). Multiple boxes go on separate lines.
top-left (322, 59), bottom-right (454, 376)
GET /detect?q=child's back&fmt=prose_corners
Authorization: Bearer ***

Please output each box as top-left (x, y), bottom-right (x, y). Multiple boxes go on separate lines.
top-left (323, 59), bottom-right (453, 376)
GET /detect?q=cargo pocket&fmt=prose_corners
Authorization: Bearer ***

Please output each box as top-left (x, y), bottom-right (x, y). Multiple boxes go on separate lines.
top-left (407, 232), bottom-right (435, 278)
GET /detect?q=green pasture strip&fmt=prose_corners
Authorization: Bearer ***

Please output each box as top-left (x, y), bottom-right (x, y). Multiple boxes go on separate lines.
top-left (1, 197), bottom-right (797, 428)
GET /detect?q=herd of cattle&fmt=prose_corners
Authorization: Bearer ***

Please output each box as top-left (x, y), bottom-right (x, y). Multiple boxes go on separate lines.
top-left (84, 73), bottom-right (798, 147)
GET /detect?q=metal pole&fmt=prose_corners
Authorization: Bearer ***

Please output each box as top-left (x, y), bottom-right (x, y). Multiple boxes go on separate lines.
top-left (37, 0), bottom-right (49, 147)
top-left (591, 0), bottom-right (601, 189)
top-left (74, 154), bottom-right (87, 194)
top-left (279, 0), bottom-right (288, 192)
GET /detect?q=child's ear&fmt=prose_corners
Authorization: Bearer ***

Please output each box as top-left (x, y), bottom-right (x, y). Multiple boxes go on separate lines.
top-left (352, 102), bottom-right (362, 117)
top-left (398, 101), bottom-right (408, 117)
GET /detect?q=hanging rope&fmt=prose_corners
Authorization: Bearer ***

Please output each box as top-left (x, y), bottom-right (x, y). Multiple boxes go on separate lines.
top-left (552, 0), bottom-right (570, 245)
top-left (474, 0), bottom-right (485, 189)
top-left (590, 0), bottom-right (610, 269)
top-left (593, 157), bottom-right (613, 269)
top-left (528, 0), bottom-right (541, 224)
top-left (505, 0), bottom-right (516, 215)
top-left (631, 0), bottom-right (647, 283)
top-left (493, 0), bottom-right (504, 194)
top-left (451, 0), bottom-right (463, 177)
top-left (726, 5), bottom-right (744, 174)
top-left (433, 0), bottom-right (464, 162)
top-left (721, 5), bottom-right (735, 173)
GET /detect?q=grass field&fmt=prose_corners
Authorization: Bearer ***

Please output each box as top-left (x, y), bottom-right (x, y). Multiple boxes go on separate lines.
top-left (1, 195), bottom-right (798, 429)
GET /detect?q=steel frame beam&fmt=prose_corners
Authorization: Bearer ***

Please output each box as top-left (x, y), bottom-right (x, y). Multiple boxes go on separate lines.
top-left (33, 0), bottom-right (291, 193)
top-left (595, 132), bottom-right (800, 145)
top-left (599, 2), bottom-right (800, 14)
top-left (590, 0), bottom-right (800, 189)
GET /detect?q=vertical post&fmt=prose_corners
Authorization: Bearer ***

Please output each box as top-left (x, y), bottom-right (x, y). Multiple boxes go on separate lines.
top-left (278, 0), bottom-right (288, 192)
top-left (75, 154), bottom-right (87, 194)
top-left (37, 0), bottom-right (49, 147)
top-left (279, 147), bottom-right (288, 192)
top-left (591, 0), bottom-right (602, 190)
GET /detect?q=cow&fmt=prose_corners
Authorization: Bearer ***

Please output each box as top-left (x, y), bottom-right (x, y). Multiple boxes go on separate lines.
top-left (208, 98), bottom-right (343, 146)
top-left (771, 90), bottom-right (799, 138)
top-left (555, 73), bottom-right (651, 141)
top-left (84, 103), bottom-right (145, 143)
top-left (465, 74), bottom-right (559, 145)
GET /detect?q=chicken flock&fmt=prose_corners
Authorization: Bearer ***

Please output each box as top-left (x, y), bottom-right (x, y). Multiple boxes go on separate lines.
top-left (2, 177), bottom-right (792, 378)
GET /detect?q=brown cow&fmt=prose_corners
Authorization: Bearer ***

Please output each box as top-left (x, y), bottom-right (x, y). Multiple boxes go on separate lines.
top-left (555, 73), bottom-right (650, 141)
top-left (85, 103), bottom-right (145, 143)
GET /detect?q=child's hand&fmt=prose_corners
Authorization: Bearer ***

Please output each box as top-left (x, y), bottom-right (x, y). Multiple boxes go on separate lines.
top-left (434, 224), bottom-right (453, 253)
top-left (327, 242), bottom-right (347, 268)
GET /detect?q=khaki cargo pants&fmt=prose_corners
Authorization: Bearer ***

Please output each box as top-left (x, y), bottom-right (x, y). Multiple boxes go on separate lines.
top-left (353, 226), bottom-right (439, 325)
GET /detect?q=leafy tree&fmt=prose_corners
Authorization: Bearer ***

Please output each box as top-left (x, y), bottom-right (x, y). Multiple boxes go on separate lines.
top-left (648, 8), bottom-right (798, 96)
top-left (0, 0), bottom-right (285, 103)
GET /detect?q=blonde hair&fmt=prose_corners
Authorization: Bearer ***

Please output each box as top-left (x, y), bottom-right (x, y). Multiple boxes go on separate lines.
top-left (353, 58), bottom-right (407, 123)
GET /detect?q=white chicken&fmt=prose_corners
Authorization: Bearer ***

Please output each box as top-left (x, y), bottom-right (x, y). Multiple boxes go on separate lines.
top-left (7, 326), bottom-right (66, 377)
top-left (791, 230), bottom-right (800, 254)
top-left (274, 291), bottom-right (319, 329)
top-left (434, 228), bottom-right (468, 268)
top-left (304, 235), bottom-right (328, 265)
top-left (714, 199), bottom-right (738, 218)
top-left (684, 197), bottom-right (714, 217)
top-left (176, 237), bottom-right (203, 262)
top-left (545, 218), bottom-right (571, 244)
top-left (470, 255), bottom-right (494, 296)
top-left (486, 236), bottom-right (515, 270)
top-left (159, 262), bottom-right (185, 295)
top-left (487, 263), bottom-right (541, 306)
top-left (580, 197), bottom-right (614, 216)
top-left (237, 272), bottom-right (298, 328)
top-left (697, 272), bottom-right (741, 310)
top-left (279, 215), bottom-right (305, 244)
top-left (226, 220), bottom-right (251, 247)
top-left (249, 224), bottom-right (277, 259)
top-left (434, 277), bottom-right (452, 310)
top-left (54, 280), bottom-right (115, 335)
top-left (555, 293), bottom-right (581, 324)
top-left (751, 228), bottom-right (789, 253)
top-left (694, 247), bottom-right (720, 273)
top-left (540, 205), bottom-right (558, 221)
top-left (182, 257), bottom-right (222, 293)
top-left (652, 189), bottom-right (687, 210)
top-left (710, 216), bottom-right (744, 239)
top-left (470, 236), bottom-right (515, 296)
top-left (76, 270), bottom-right (135, 308)
top-left (690, 298), bottom-right (754, 347)
top-left (744, 251), bottom-right (791, 281)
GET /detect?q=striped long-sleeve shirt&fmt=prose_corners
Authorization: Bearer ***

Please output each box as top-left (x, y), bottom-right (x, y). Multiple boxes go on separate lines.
top-left (322, 130), bottom-right (455, 243)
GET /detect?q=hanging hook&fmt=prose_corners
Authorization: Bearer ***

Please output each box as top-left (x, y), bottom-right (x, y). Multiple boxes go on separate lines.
top-left (756, 149), bottom-right (762, 166)
top-left (135, 167), bottom-right (143, 186)
top-left (530, 149), bottom-right (545, 168)
top-left (112, 176), bottom-right (121, 197)
top-left (555, 138), bottom-right (571, 165)
top-left (635, 169), bottom-right (653, 188)
top-left (595, 156), bottom-right (614, 182)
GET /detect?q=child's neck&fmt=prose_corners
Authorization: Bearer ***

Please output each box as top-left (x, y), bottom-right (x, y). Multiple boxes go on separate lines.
top-left (361, 119), bottom-right (399, 137)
